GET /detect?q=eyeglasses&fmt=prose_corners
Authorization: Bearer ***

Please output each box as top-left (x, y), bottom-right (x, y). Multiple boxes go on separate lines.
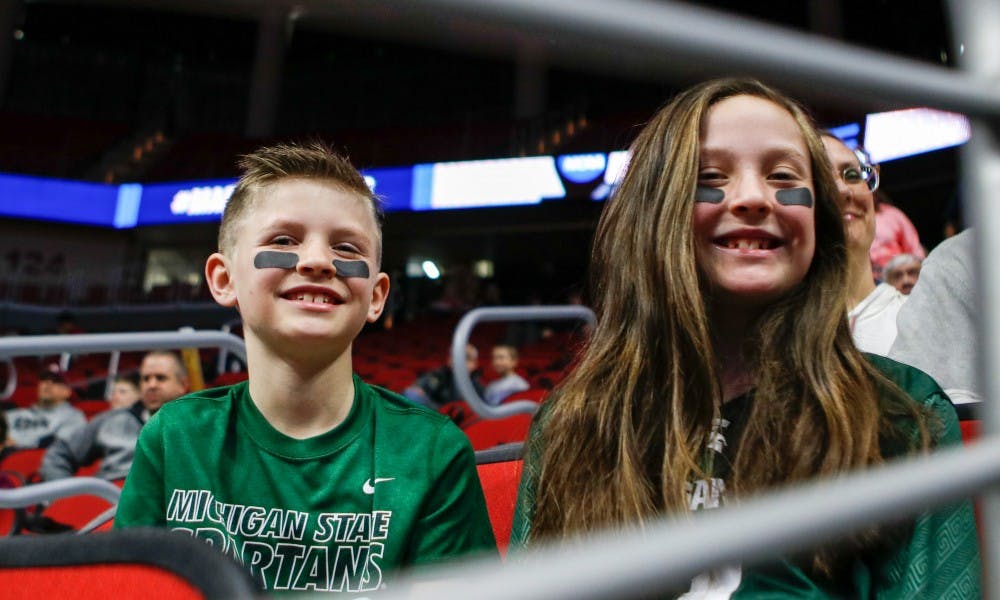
top-left (838, 164), bottom-right (879, 193)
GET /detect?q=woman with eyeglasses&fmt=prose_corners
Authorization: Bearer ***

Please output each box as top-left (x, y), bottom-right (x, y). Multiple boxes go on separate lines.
top-left (821, 134), bottom-right (906, 355)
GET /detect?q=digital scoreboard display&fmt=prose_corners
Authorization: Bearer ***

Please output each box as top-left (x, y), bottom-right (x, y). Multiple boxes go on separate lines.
top-left (1, 107), bottom-right (966, 229)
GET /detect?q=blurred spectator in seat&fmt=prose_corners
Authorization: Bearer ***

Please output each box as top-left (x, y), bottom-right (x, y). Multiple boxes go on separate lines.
top-left (822, 134), bottom-right (906, 356)
top-left (55, 310), bottom-right (84, 335)
top-left (5, 364), bottom-right (85, 449)
top-left (890, 230), bottom-right (980, 405)
top-left (870, 190), bottom-right (925, 280)
top-left (403, 344), bottom-right (484, 410)
top-left (882, 253), bottom-right (922, 295)
top-left (40, 351), bottom-right (189, 482)
top-left (107, 374), bottom-right (141, 410)
top-left (0, 408), bottom-right (14, 462)
top-left (484, 344), bottom-right (530, 406)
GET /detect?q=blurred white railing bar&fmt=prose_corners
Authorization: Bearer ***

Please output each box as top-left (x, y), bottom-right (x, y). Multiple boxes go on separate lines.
top-left (948, 0), bottom-right (1000, 596)
top-left (0, 331), bottom-right (247, 397)
top-left (383, 437), bottom-right (998, 600)
top-left (365, 0), bottom-right (1000, 118)
top-left (451, 305), bottom-right (594, 418)
top-left (0, 331), bottom-right (246, 362)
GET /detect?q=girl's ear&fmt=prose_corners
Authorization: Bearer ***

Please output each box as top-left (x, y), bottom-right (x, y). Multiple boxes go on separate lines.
top-left (366, 272), bottom-right (391, 323)
top-left (205, 253), bottom-right (238, 308)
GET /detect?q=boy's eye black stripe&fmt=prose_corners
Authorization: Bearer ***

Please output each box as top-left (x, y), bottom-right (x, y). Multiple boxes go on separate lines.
top-left (254, 251), bottom-right (299, 269)
top-left (253, 251), bottom-right (370, 278)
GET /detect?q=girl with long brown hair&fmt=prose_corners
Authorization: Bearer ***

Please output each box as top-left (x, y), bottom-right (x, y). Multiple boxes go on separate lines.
top-left (511, 78), bottom-right (980, 598)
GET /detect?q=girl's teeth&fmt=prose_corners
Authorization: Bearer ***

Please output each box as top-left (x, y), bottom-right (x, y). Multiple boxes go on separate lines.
top-left (726, 238), bottom-right (771, 250)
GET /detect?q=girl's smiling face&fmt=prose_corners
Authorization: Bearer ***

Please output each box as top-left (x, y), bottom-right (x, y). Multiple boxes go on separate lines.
top-left (693, 94), bottom-right (816, 310)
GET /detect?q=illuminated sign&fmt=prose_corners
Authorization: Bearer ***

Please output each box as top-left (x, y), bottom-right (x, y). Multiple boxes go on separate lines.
top-left (136, 179), bottom-right (238, 226)
top-left (557, 153), bottom-right (607, 184)
top-left (0, 173), bottom-right (119, 227)
top-left (864, 108), bottom-right (971, 163)
top-left (413, 156), bottom-right (566, 211)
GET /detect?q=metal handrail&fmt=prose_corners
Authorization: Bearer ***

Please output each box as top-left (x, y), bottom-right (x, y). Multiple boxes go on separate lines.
top-left (1, 358), bottom-right (14, 401)
top-left (350, 0), bottom-right (1000, 119)
top-left (0, 331), bottom-right (247, 360)
top-left (383, 437), bottom-right (997, 600)
top-left (0, 330), bottom-right (247, 396)
top-left (451, 305), bottom-right (595, 418)
top-left (949, 0), bottom-right (1000, 590)
top-left (0, 477), bottom-right (122, 535)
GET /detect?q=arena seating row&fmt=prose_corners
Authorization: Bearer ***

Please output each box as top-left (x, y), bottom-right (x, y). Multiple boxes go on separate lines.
top-left (0, 441), bottom-right (523, 598)
top-left (1, 317), bottom-right (579, 461)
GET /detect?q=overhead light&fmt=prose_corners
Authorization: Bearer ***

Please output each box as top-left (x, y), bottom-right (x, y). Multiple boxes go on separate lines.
top-left (474, 260), bottom-right (494, 278)
top-left (422, 260), bottom-right (441, 280)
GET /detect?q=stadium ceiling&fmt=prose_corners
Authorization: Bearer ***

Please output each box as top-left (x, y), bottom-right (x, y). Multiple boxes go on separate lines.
top-left (29, 0), bottom-right (953, 79)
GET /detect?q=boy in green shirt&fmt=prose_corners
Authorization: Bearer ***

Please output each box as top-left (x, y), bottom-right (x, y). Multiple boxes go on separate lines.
top-left (116, 142), bottom-right (497, 593)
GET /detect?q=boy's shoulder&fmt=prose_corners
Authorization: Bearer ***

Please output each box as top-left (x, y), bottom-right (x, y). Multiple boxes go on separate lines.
top-left (357, 377), bottom-right (472, 447)
top-left (153, 382), bottom-right (241, 422)
top-left (361, 377), bottom-right (453, 425)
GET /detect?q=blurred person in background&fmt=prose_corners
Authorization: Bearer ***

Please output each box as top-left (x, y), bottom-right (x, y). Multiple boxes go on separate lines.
top-left (41, 351), bottom-right (189, 482)
top-left (484, 344), bottom-right (530, 406)
top-left (404, 343), bottom-right (485, 410)
top-left (107, 374), bottom-right (141, 410)
top-left (890, 230), bottom-right (979, 405)
top-left (5, 364), bottom-right (85, 449)
top-left (882, 253), bottom-right (922, 295)
top-left (821, 134), bottom-right (906, 355)
top-left (870, 190), bottom-right (925, 280)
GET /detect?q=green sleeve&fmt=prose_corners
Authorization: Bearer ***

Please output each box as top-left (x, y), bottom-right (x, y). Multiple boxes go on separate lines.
top-left (406, 423), bottom-right (498, 565)
top-left (509, 407), bottom-right (546, 550)
top-left (875, 390), bottom-right (982, 599)
top-left (114, 414), bottom-right (167, 528)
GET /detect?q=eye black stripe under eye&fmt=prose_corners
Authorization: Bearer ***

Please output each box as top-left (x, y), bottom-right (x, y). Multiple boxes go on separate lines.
top-left (333, 260), bottom-right (369, 278)
top-left (695, 186), bottom-right (725, 203)
top-left (775, 187), bottom-right (813, 207)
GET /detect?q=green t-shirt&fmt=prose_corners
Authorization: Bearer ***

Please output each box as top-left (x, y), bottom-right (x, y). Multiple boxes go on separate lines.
top-left (511, 355), bottom-right (982, 598)
top-left (116, 375), bottom-right (497, 594)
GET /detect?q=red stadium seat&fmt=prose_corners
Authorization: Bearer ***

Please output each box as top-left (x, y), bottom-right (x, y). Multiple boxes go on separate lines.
top-left (8, 385), bottom-right (36, 408)
top-left (74, 399), bottom-right (111, 420)
top-left (502, 388), bottom-right (547, 404)
top-left (463, 413), bottom-right (533, 451)
top-left (42, 487), bottom-right (115, 532)
top-left (0, 528), bottom-right (260, 599)
top-left (210, 371), bottom-right (249, 387)
top-left (0, 449), bottom-right (46, 483)
top-left (960, 419), bottom-right (980, 443)
top-left (475, 443), bottom-right (524, 557)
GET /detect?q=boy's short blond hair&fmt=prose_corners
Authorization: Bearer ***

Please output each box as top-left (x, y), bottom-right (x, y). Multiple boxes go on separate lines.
top-left (219, 141), bottom-right (384, 264)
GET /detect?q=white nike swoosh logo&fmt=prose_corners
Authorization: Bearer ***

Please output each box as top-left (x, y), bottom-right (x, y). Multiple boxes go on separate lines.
top-left (362, 477), bottom-right (395, 495)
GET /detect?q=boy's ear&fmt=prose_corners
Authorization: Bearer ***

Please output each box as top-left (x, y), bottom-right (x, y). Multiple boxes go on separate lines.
top-left (366, 272), bottom-right (391, 323)
top-left (205, 252), bottom-right (238, 308)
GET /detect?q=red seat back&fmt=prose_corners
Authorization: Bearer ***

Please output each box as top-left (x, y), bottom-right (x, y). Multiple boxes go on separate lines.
top-left (0, 529), bottom-right (260, 598)
top-left (0, 448), bottom-right (46, 482)
top-left (960, 419), bottom-right (980, 443)
top-left (463, 414), bottom-right (532, 451)
top-left (475, 444), bottom-right (524, 557)
top-left (74, 399), bottom-right (111, 420)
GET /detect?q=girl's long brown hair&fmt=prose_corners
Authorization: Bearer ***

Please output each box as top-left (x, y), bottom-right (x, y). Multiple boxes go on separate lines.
top-left (528, 78), bottom-right (928, 575)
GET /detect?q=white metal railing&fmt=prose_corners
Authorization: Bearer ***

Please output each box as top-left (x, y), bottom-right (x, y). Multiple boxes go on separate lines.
top-left (359, 0), bottom-right (999, 597)
top-left (0, 330), bottom-right (247, 399)
top-left (450, 305), bottom-right (595, 418)
top-left (0, 477), bottom-right (122, 535)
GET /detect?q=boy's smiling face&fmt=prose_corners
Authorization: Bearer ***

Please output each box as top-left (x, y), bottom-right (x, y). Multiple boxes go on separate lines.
top-left (206, 177), bottom-right (389, 356)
